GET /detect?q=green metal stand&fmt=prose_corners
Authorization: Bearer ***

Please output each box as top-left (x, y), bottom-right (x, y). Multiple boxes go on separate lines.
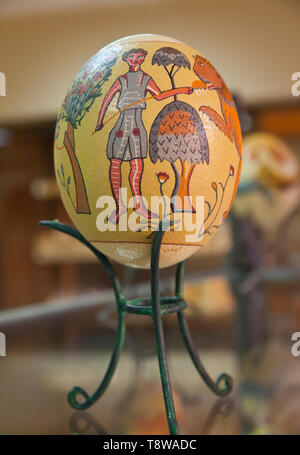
top-left (40, 220), bottom-right (233, 435)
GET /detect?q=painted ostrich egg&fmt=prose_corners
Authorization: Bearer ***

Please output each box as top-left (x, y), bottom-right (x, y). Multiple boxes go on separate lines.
top-left (234, 132), bottom-right (299, 230)
top-left (54, 34), bottom-right (242, 268)
top-left (240, 132), bottom-right (298, 187)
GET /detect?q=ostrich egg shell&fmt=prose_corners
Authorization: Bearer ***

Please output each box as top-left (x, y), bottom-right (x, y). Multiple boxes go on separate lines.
top-left (54, 34), bottom-right (242, 268)
top-left (234, 132), bottom-right (299, 230)
top-left (241, 132), bottom-right (299, 187)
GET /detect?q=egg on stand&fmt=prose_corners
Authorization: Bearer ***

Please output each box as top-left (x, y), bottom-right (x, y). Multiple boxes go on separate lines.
top-left (54, 34), bottom-right (241, 269)
top-left (45, 34), bottom-right (242, 435)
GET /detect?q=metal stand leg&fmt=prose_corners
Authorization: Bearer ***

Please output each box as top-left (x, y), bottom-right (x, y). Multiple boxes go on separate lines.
top-left (176, 262), bottom-right (233, 397)
top-left (68, 309), bottom-right (126, 410)
top-left (40, 221), bottom-right (126, 410)
top-left (150, 230), bottom-right (179, 435)
top-left (40, 220), bottom-right (233, 433)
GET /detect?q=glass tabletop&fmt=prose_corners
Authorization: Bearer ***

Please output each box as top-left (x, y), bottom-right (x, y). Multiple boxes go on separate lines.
top-left (1, 335), bottom-right (299, 435)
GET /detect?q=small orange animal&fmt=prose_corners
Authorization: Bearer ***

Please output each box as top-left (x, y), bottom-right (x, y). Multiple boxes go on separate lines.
top-left (193, 55), bottom-right (242, 158)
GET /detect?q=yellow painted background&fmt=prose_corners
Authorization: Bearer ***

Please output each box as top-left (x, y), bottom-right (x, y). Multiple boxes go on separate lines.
top-left (54, 36), bottom-right (241, 248)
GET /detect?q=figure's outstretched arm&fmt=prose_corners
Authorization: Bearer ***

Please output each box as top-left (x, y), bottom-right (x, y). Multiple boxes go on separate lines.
top-left (146, 79), bottom-right (193, 101)
top-left (95, 79), bottom-right (121, 131)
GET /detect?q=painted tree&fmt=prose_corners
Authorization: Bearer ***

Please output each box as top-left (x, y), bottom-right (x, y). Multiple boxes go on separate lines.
top-left (150, 47), bottom-right (209, 213)
top-left (56, 51), bottom-right (117, 214)
top-left (152, 47), bottom-right (190, 101)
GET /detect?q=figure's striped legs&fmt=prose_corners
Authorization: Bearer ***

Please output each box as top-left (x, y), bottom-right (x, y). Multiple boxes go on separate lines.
top-left (129, 158), bottom-right (158, 219)
top-left (108, 158), bottom-right (127, 224)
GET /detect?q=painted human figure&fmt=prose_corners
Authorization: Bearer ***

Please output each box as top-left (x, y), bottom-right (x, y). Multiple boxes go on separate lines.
top-left (95, 48), bottom-right (193, 224)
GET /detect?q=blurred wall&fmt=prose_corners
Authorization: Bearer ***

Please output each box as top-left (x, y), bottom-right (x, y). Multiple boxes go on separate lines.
top-left (0, 0), bottom-right (299, 124)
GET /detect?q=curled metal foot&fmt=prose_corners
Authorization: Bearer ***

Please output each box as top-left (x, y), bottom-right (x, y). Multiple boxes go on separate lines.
top-left (40, 220), bottom-right (126, 410)
top-left (68, 387), bottom-right (93, 410)
top-left (67, 309), bottom-right (126, 410)
top-left (177, 311), bottom-right (233, 397)
top-left (215, 373), bottom-right (233, 395)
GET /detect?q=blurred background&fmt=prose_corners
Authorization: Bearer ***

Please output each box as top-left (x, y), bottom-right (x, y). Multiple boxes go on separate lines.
top-left (0, 0), bottom-right (300, 435)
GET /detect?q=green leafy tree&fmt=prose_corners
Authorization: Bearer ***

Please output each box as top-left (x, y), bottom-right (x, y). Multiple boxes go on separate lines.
top-left (56, 51), bottom-right (117, 214)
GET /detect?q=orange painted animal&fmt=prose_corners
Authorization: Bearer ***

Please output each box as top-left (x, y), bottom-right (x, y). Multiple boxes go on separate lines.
top-left (193, 55), bottom-right (242, 158)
